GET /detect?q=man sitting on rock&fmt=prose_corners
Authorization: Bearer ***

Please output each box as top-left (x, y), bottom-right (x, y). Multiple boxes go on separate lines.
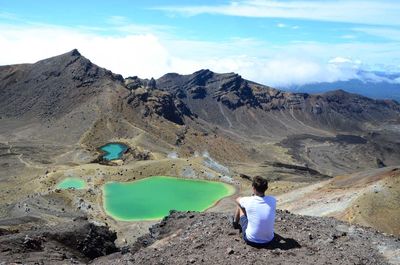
top-left (232, 176), bottom-right (276, 245)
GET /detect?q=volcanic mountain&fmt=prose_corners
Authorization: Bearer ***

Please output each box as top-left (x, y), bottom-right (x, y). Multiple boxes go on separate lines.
top-left (127, 67), bottom-right (400, 176)
top-left (0, 50), bottom-right (399, 264)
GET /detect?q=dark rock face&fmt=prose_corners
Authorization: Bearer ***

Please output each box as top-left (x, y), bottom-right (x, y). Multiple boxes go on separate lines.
top-left (376, 158), bottom-right (386, 168)
top-left (157, 70), bottom-right (309, 111)
top-left (92, 211), bottom-right (400, 265)
top-left (311, 104), bottom-right (323, 114)
top-left (157, 70), bottom-right (400, 134)
top-left (263, 161), bottom-right (330, 179)
top-left (0, 218), bottom-right (118, 264)
top-left (23, 235), bottom-right (45, 251)
top-left (189, 69), bottom-right (214, 86)
top-left (239, 173), bottom-right (252, 181)
top-left (126, 88), bottom-right (193, 125)
top-left (189, 86), bottom-right (207, 99)
top-left (220, 93), bottom-right (242, 109)
top-left (175, 88), bottom-right (187, 99)
top-left (156, 70), bottom-right (400, 126)
top-left (125, 76), bottom-right (144, 90)
top-left (46, 222), bottom-right (117, 259)
top-left (146, 77), bottom-right (157, 89)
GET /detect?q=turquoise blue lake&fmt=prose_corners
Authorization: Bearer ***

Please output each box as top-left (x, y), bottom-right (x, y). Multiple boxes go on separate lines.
top-left (103, 176), bottom-right (235, 221)
top-left (57, 177), bottom-right (86, 190)
top-left (100, 143), bottom-right (128, 161)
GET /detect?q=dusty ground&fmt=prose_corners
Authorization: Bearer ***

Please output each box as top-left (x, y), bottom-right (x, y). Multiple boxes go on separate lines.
top-left (277, 166), bottom-right (400, 236)
top-left (2, 210), bottom-right (399, 265)
top-left (91, 210), bottom-right (400, 265)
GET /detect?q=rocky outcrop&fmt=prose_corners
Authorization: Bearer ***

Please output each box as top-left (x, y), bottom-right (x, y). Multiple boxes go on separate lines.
top-left (156, 70), bottom-right (400, 116)
top-left (315, 89), bottom-right (400, 116)
top-left (129, 146), bottom-right (152, 161)
top-left (124, 76), bottom-right (144, 90)
top-left (0, 218), bottom-right (117, 264)
top-left (146, 77), bottom-right (157, 90)
top-left (189, 86), bottom-right (207, 99)
top-left (1, 211), bottom-right (399, 264)
top-left (126, 87), bottom-right (194, 125)
top-left (125, 76), bottom-right (157, 90)
top-left (92, 210), bottom-right (400, 265)
top-left (154, 70), bottom-right (400, 137)
top-left (263, 161), bottom-right (331, 179)
top-left (157, 70), bottom-right (309, 110)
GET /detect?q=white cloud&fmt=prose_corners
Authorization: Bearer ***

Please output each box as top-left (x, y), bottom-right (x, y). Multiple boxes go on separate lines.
top-left (276, 23), bottom-right (299, 29)
top-left (156, 0), bottom-right (400, 26)
top-left (0, 22), bottom-right (399, 87)
top-left (0, 24), bottom-right (172, 78)
top-left (328, 57), bottom-right (361, 66)
top-left (280, 41), bottom-right (400, 68)
top-left (230, 58), bottom-right (359, 87)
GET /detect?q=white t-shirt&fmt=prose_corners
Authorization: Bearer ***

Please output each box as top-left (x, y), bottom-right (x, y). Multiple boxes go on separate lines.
top-left (239, 195), bottom-right (276, 243)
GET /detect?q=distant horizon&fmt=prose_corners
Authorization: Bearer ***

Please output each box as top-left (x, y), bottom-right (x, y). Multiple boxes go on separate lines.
top-left (1, 0), bottom-right (400, 87)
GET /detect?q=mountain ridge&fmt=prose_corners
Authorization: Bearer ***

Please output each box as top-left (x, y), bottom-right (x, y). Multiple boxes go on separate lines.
top-left (1, 50), bottom-right (399, 174)
top-left (2, 49), bottom-right (399, 124)
top-left (0, 49), bottom-right (124, 121)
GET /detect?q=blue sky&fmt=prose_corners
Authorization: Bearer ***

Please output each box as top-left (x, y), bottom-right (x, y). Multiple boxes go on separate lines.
top-left (1, 0), bottom-right (400, 86)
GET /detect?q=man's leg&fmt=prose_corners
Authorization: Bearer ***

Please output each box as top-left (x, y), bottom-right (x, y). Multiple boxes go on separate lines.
top-left (234, 206), bottom-right (245, 223)
top-left (232, 206), bottom-right (245, 229)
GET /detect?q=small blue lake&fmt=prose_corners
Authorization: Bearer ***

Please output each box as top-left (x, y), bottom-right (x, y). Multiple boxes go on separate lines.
top-left (100, 143), bottom-right (128, 161)
top-left (57, 177), bottom-right (86, 190)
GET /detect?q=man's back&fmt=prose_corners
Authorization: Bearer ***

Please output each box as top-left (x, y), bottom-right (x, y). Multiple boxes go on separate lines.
top-left (239, 195), bottom-right (276, 243)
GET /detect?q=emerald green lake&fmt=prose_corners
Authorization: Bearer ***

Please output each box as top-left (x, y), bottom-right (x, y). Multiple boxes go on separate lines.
top-left (100, 143), bottom-right (128, 161)
top-left (57, 177), bottom-right (86, 190)
top-left (103, 176), bottom-right (234, 221)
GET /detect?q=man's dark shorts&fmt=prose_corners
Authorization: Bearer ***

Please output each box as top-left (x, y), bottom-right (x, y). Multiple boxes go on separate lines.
top-left (239, 215), bottom-right (250, 243)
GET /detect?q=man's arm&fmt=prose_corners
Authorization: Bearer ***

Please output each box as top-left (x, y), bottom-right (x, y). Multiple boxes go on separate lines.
top-left (235, 196), bottom-right (242, 206)
top-left (235, 197), bottom-right (247, 216)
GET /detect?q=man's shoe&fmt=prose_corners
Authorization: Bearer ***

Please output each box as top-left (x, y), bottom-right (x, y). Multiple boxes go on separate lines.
top-left (230, 216), bottom-right (240, 229)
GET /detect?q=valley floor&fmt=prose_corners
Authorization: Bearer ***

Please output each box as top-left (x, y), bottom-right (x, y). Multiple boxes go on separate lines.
top-left (0, 119), bottom-right (399, 264)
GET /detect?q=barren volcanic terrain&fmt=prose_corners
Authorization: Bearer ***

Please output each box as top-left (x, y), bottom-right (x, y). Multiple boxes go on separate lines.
top-left (0, 50), bottom-right (399, 264)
